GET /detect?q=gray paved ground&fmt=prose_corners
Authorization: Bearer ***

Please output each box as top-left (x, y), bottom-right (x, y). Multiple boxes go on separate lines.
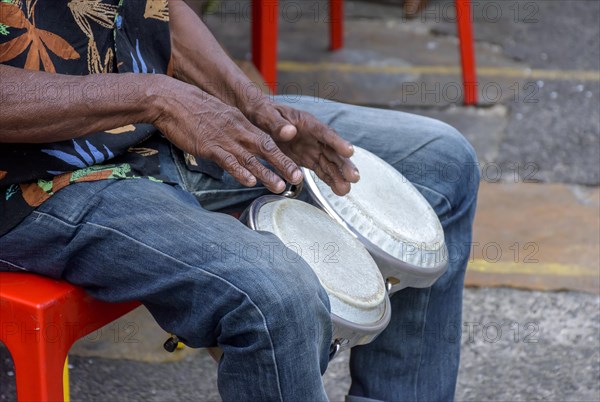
top-left (1, 1), bottom-right (599, 401)
top-left (2, 288), bottom-right (598, 401)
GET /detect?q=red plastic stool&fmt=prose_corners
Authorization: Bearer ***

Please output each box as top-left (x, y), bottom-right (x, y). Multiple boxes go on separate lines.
top-left (0, 271), bottom-right (140, 401)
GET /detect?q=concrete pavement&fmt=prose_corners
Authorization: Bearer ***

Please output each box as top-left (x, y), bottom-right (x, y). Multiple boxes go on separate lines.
top-left (2, 287), bottom-right (598, 401)
top-left (465, 182), bottom-right (599, 294)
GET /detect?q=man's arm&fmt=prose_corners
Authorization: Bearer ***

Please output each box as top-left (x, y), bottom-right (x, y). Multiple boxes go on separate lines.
top-left (0, 1), bottom-right (356, 194)
top-left (0, 65), bottom-right (157, 143)
top-left (169, 0), bottom-right (360, 195)
top-left (0, 64), bottom-right (300, 193)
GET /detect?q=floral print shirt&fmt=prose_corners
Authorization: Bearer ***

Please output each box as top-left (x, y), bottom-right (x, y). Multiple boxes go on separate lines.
top-left (0, 0), bottom-right (172, 235)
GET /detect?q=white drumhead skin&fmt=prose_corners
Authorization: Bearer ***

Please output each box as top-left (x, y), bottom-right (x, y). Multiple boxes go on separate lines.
top-left (309, 146), bottom-right (446, 269)
top-left (255, 198), bottom-right (386, 325)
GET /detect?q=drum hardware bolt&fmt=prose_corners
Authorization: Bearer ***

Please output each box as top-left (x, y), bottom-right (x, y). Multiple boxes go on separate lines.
top-left (329, 339), bottom-right (342, 360)
top-left (385, 279), bottom-right (393, 293)
top-left (163, 335), bottom-right (180, 353)
top-left (281, 181), bottom-right (304, 199)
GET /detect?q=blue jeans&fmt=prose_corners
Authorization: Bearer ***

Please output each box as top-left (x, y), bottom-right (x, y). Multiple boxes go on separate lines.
top-left (0, 96), bottom-right (479, 402)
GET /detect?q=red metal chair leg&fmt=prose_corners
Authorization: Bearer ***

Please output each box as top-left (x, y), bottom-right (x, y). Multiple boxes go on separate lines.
top-left (455, 0), bottom-right (478, 105)
top-left (330, 0), bottom-right (344, 51)
top-left (252, 0), bottom-right (279, 93)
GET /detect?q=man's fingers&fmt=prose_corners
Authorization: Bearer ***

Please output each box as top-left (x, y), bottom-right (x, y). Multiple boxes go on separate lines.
top-left (209, 146), bottom-right (257, 187)
top-left (243, 122), bottom-right (303, 185)
top-left (323, 145), bottom-right (360, 183)
top-left (210, 143), bottom-right (288, 193)
top-left (313, 164), bottom-right (350, 196)
top-left (277, 124), bottom-right (298, 141)
top-left (301, 145), bottom-right (351, 193)
top-left (203, 114), bottom-right (300, 192)
top-left (237, 149), bottom-right (286, 193)
top-left (312, 154), bottom-right (351, 196)
top-left (263, 117), bottom-right (297, 142)
top-left (254, 103), bottom-right (298, 141)
top-left (320, 127), bottom-right (354, 159)
top-left (294, 113), bottom-right (354, 158)
top-left (256, 135), bottom-right (303, 185)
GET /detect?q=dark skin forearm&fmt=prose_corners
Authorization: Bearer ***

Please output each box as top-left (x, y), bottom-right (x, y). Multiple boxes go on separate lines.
top-left (0, 62), bottom-right (302, 192)
top-left (0, 63), bottom-right (304, 193)
top-left (0, 64), bottom-right (158, 143)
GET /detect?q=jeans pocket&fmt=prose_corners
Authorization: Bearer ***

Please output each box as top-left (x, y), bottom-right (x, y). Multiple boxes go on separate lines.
top-left (178, 151), bottom-right (224, 181)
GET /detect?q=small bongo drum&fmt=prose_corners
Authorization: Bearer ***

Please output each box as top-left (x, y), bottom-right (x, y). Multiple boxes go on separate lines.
top-left (302, 146), bottom-right (448, 294)
top-left (243, 196), bottom-right (391, 358)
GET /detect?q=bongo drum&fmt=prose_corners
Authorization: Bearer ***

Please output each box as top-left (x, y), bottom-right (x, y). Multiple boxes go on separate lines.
top-left (302, 146), bottom-right (448, 294)
top-left (243, 196), bottom-right (391, 358)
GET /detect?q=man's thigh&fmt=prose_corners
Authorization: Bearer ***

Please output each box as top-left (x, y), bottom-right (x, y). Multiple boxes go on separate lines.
top-left (0, 178), bottom-right (326, 346)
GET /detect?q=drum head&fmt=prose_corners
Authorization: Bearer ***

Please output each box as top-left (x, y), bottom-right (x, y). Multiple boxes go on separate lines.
top-left (254, 198), bottom-right (386, 325)
top-left (305, 146), bottom-right (447, 271)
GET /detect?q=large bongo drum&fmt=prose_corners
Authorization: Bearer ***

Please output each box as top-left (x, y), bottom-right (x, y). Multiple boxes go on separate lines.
top-left (242, 196), bottom-right (391, 358)
top-left (302, 146), bottom-right (448, 294)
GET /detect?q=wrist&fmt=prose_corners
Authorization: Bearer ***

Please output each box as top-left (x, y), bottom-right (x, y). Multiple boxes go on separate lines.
top-left (140, 74), bottom-right (174, 126)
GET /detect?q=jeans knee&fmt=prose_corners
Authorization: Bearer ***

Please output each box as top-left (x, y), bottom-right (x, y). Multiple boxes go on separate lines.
top-left (443, 124), bottom-right (480, 191)
top-left (419, 122), bottom-right (480, 211)
top-left (266, 254), bottom-right (329, 312)
top-left (248, 251), bottom-right (332, 338)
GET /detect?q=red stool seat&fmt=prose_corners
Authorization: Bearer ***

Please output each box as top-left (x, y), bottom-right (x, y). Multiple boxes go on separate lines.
top-left (0, 271), bottom-right (140, 401)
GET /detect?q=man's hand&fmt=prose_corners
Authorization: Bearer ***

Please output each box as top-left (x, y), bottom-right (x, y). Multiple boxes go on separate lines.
top-left (151, 77), bottom-right (302, 194)
top-left (168, 1), bottom-right (358, 195)
top-left (244, 100), bottom-right (360, 196)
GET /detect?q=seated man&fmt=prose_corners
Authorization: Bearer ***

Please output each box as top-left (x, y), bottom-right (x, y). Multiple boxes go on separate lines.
top-left (0, 1), bottom-right (479, 401)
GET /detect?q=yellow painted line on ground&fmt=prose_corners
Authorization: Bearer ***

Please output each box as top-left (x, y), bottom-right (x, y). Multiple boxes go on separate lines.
top-left (278, 61), bottom-right (600, 82)
top-left (467, 259), bottom-right (599, 277)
